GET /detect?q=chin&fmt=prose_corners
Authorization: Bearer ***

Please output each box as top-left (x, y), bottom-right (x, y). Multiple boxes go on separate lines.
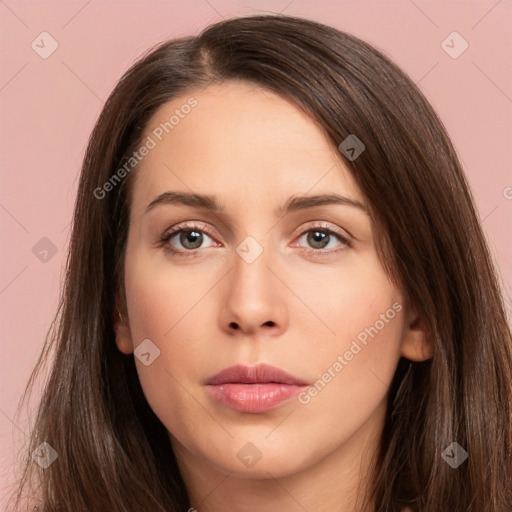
top-left (199, 439), bottom-right (314, 479)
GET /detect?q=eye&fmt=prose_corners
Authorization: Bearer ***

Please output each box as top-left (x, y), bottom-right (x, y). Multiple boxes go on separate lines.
top-left (159, 221), bottom-right (218, 255)
top-left (159, 221), bottom-right (352, 257)
top-left (295, 223), bottom-right (351, 254)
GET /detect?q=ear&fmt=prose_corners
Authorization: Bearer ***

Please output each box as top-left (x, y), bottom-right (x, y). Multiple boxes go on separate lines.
top-left (113, 299), bottom-right (134, 355)
top-left (399, 304), bottom-right (433, 362)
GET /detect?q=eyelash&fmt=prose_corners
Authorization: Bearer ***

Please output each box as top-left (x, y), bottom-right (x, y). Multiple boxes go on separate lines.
top-left (158, 221), bottom-right (352, 257)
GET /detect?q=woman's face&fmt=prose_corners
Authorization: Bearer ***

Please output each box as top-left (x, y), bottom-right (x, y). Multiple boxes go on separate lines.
top-left (115, 80), bottom-right (428, 482)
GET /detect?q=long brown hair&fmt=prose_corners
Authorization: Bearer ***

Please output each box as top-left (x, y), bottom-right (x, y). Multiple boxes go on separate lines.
top-left (10, 13), bottom-right (512, 511)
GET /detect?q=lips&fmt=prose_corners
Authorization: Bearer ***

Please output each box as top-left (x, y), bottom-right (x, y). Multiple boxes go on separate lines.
top-left (205, 363), bottom-right (308, 386)
top-left (204, 364), bottom-right (308, 413)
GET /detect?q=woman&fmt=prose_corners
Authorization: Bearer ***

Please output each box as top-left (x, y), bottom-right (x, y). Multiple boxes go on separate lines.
top-left (11, 13), bottom-right (512, 512)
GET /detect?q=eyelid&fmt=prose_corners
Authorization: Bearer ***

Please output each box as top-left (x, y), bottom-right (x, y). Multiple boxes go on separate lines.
top-left (164, 220), bottom-right (214, 237)
top-left (160, 220), bottom-right (219, 246)
top-left (292, 221), bottom-right (352, 243)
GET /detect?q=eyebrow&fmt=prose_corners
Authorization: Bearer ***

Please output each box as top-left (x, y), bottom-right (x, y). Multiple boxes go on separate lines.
top-left (144, 191), bottom-right (367, 216)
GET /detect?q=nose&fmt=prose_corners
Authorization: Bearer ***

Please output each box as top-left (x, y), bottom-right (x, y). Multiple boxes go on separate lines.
top-left (219, 244), bottom-right (288, 338)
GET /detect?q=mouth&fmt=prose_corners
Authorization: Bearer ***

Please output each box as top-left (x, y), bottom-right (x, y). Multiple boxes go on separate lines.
top-left (204, 363), bottom-right (308, 413)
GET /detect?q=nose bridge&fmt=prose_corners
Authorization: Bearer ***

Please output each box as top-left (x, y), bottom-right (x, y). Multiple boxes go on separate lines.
top-left (221, 234), bottom-right (284, 333)
top-left (232, 234), bottom-right (274, 301)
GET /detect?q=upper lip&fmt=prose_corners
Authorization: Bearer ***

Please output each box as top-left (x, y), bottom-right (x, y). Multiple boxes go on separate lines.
top-left (205, 363), bottom-right (308, 386)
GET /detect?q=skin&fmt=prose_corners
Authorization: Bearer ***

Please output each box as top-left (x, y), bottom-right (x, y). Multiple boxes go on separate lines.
top-left (114, 80), bottom-right (432, 512)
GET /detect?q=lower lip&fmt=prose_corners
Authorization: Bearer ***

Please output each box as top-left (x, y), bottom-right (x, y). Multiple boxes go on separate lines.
top-left (206, 383), bottom-right (306, 413)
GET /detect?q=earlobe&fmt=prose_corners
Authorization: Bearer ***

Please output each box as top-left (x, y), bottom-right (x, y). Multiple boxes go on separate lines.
top-left (113, 305), bottom-right (134, 355)
top-left (399, 306), bottom-right (434, 362)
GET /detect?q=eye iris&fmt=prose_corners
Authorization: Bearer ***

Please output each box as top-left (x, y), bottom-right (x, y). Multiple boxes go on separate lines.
top-left (180, 230), bottom-right (203, 249)
top-left (308, 230), bottom-right (329, 249)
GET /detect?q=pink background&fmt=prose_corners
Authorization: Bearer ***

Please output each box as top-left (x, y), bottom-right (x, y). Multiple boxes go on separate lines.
top-left (1, 0), bottom-right (511, 505)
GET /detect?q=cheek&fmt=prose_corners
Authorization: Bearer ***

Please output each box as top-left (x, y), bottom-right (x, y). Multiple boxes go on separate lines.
top-left (123, 251), bottom-right (210, 418)
top-left (290, 250), bottom-right (404, 363)
top-left (124, 239), bottom-right (217, 349)
top-left (288, 255), bottom-right (404, 417)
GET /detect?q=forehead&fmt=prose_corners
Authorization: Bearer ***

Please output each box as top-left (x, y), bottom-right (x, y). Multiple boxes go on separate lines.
top-left (130, 80), bottom-right (363, 212)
